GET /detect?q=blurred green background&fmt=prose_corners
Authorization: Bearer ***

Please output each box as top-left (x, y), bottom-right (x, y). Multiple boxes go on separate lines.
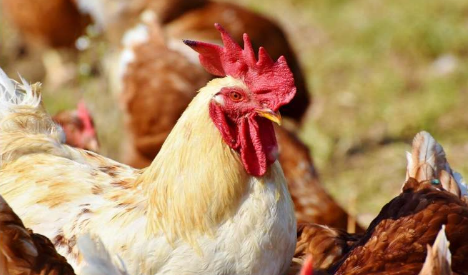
top-left (1, 0), bottom-right (468, 226)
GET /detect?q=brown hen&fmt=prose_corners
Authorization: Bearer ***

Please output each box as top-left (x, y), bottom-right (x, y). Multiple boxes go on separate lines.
top-left (329, 132), bottom-right (468, 275)
top-left (293, 132), bottom-right (467, 275)
top-left (1, 0), bottom-right (89, 48)
top-left (295, 225), bottom-right (454, 275)
top-left (52, 101), bottom-right (99, 152)
top-left (0, 195), bottom-right (75, 275)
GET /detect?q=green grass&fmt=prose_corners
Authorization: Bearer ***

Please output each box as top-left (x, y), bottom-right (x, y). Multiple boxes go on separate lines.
top-left (2, 0), bottom-right (468, 225)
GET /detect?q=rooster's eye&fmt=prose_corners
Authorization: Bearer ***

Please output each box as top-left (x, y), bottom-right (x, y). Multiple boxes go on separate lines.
top-left (229, 91), bottom-right (243, 102)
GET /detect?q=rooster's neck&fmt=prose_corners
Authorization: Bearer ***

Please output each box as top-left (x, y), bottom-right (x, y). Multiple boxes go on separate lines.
top-left (137, 77), bottom-right (251, 248)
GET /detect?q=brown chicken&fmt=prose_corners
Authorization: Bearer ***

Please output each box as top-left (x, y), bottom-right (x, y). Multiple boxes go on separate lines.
top-left (73, 0), bottom-right (207, 42)
top-left (1, 0), bottom-right (89, 48)
top-left (295, 225), bottom-right (454, 275)
top-left (293, 131), bottom-right (468, 275)
top-left (328, 131), bottom-right (468, 274)
top-left (52, 101), bottom-right (99, 152)
top-left (0, 195), bottom-right (75, 275)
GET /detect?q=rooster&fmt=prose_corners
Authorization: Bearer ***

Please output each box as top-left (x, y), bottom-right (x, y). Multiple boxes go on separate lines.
top-left (118, 9), bottom-right (353, 230)
top-left (0, 24), bottom-right (297, 275)
top-left (52, 101), bottom-right (99, 152)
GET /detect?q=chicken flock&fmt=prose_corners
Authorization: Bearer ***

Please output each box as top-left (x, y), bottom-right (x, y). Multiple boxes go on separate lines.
top-left (0, 1), bottom-right (467, 275)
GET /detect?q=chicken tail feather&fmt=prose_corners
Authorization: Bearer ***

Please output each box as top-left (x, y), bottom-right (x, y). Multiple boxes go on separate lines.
top-left (405, 131), bottom-right (467, 199)
top-left (419, 225), bottom-right (452, 275)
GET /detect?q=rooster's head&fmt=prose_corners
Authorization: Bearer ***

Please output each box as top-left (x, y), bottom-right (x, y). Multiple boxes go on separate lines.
top-left (184, 23), bottom-right (296, 176)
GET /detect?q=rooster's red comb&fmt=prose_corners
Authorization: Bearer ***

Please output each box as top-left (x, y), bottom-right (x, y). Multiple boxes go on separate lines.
top-left (183, 23), bottom-right (296, 110)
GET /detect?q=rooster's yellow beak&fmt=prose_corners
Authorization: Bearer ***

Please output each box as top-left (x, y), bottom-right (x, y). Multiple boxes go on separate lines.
top-left (256, 109), bottom-right (282, 126)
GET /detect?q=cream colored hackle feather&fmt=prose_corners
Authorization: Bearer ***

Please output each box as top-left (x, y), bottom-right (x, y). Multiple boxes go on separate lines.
top-left (405, 131), bottom-right (468, 199)
top-left (419, 225), bottom-right (452, 275)
top-left (78, 234), bottom-right (130, 275)
top-left (137, 77), bottom-right (258, 249)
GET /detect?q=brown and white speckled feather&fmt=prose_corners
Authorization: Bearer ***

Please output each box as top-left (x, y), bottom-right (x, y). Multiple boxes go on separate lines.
top-left (0, 194), bottom-right (75, 275)
top-left (290, 227), bottom-right (454, 275)
top-left (0, 70), bottom-right (296, 275)
top-left (419, 225), bottom-right (452, 275)
top-left (405, 131), bottom-right (468, 200)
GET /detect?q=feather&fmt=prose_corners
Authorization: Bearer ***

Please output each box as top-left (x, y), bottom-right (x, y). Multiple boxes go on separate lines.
top-left (0, 68), bottom-right (41, 114)
top-left (294, 223), bottom-right (360, 270)
top-left (78, 235), bottom-right (129, 275)
top-left (0, 194), bottom-right (75, 275)
top-left (0, 69), bottom-right (66, 167)
top-left (404, 131), bottom-right (467, 200)
top-left (419, 225), bottom-right (452, 275)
